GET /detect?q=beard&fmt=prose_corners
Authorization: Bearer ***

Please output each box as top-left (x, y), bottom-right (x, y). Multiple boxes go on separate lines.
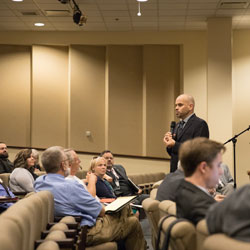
top-left (64, 167), bottom-right (71, 177)
top-left (0, 152), bottom-right (8, 159)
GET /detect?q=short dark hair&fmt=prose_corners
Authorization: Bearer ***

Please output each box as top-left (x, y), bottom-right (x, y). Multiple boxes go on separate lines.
top-left (179, 137), bottom-right (226, 177)
top-left (100, 150), bottom-right (113, 157)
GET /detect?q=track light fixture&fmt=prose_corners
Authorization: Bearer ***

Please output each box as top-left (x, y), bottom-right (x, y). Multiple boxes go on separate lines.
top-left (58, 0), bottom-right (87, 26)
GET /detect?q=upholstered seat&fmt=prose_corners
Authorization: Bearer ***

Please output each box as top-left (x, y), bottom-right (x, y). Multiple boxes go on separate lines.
top-left (158, 216), bottom-right (196, 250)
top-left (142, 197), bottom-right (160, 249)
top-left (203, 234), bottom-right (250, 250)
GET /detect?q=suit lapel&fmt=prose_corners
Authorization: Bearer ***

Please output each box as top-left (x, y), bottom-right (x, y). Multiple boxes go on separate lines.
top-left (114, 166), bottom-right (128, 180)
top-left (177, 114), bottom-right (196, 140)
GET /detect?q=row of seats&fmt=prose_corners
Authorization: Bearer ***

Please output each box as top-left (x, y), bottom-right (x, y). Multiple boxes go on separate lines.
top-left (1, 170), bottom-right (165, 196)
top-left (143, 189), bottom-right (250, 250)
top-left (0, 190), bottom-right (118, 250)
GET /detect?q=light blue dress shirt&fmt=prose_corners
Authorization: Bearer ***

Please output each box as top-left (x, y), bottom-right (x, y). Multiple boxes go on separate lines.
top-left (34, 173), bottom-right (102, 227)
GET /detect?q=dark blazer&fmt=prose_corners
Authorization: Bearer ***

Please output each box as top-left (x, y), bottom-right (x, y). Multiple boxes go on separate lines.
top-left (106, 165), bottom-right (138, 195)
top-left (206, 184), bottom-right (250, 242)
top-left (176, 179), bottom-right (215, 225)
top-left (167, 114), bottom-right (209, 172)
top-left (156, 169), bottom-right (184, 202)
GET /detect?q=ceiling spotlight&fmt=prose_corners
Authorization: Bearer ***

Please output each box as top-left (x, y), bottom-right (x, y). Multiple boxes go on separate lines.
top-left (34, 23), bottom-right (45, 27)
top-left (72, 0), bottom-right (87, 26)
top-left (73, 9), bottom-right (87, 26)
top-left (137, 1), bottom-right (141, 16)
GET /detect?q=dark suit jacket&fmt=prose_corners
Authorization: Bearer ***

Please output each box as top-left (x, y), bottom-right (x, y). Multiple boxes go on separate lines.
top-left (176, 179), bottom-right (215, 225)
top-left (206, 184), bottom-right (250, 242)
top-left (167, 114), bottom-right (209, 172)
top-left (0, 158), bottom-right (13, 174)
top-left (156, 169), bottom-right (184, 202)
top-left (106, 165), bottom-right (138, 195)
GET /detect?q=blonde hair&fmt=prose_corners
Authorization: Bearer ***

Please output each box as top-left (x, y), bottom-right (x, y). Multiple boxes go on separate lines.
top-left (89, 157), bottom-right (105, 173)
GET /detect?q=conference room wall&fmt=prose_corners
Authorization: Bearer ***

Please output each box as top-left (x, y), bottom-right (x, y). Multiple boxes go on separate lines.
top-left (0, 45), bottom-right (31, 146)
top-left (0, 31), bottom-right (207, 176)
top-left (233, 30), bottom-right (250, 186)
top-left (32, 45), bottom-right (69, 148)
top-left (70, 45), bottom-right (106, 153)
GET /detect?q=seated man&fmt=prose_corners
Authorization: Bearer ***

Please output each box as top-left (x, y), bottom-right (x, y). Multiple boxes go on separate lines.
top-left (176, 137), bottom-right (225, 225)
top-left (64, 148), bottom-right (97, 198)
top-left (34, 146), bottom-right (146, 249)
top-left (156, 161), bottom-right (184, 202)
top-left (206, 183), bottom-right (250, 242)
top-left (0, 142), bottom-right (14, 174)
top-left (216, 163), bottom-right (234, 195)
top-left (100, 150), bottom-right (149, 204)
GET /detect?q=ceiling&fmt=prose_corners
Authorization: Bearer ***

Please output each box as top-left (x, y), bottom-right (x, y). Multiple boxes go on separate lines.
top-left (1, 0), bottom-right (250, 32)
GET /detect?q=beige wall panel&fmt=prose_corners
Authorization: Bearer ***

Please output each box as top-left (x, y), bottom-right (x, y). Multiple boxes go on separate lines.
top-left (144, 45), bottom-right (180, 158)
top-left (70, 45), bottom-right (105, 152)
top-left (233, 30), bottom-right (250, 186)
top-left (0, 45), bottom-right (31, 146)
top-left (207, 18), bottom-right (233, 171)
top-left (108, 45), bottom-right (143, 155)
top-left (32, 45), bottom-right (68, 148)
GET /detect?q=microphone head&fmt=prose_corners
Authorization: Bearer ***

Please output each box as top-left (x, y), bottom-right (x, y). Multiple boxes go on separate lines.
top-left (170, 121), bottom-right (176, 128)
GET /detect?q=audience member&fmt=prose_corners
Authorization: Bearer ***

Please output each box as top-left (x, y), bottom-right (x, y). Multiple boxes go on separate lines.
top-left (89, 157), bottom-right (116, 198)
top-left (176, 137), bottom-right (225, 225)
top-left (206, 184), bottom-right (250, 242)
top-left (156, 161), bottom-right (184, 202)
top-left (0, 178), bottom-right (16, 213)
top-left (163, 94), bottom-right (209, 172)
top-left (64, 149), bottom-right (97, 198)
top-left (34, 146), bottom-right (146, 249)
top-left (9, 149), bottom-right (36, 192)
top-left (32, 149), bottom-right (42, 171)
top-left (216, 163), bottom-right (234, 195)
top-left (100, 150), bottom-right (149, 204)
top-left (0, 142), bottom-right (14, 174)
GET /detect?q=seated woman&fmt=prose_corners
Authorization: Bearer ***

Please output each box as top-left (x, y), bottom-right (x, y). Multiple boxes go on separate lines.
top-left (9, 149), bottom-right (36, 192)
top-left (89, 157), bottom-right (116, 199)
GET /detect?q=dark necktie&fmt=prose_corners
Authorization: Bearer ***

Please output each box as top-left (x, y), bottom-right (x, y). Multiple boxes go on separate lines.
top-left (177, 120), bottom-right (185, 137)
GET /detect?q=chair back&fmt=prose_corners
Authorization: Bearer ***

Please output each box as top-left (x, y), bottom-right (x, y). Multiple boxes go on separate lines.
top-left (159, 200), bottom-right (176, 218)
top-left (0, 173), bottom-right (10, 187)
top-left (142, 197), bottom-right (160, 249)
top-left (203, 234), bottom-right (250, 250)
top-left (196, 219), bottom-right (209, 250)
top-left (158, 216), bottom-right (196, 250)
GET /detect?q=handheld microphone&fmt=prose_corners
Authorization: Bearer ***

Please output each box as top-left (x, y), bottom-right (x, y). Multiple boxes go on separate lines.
top-left (170, 121), bottom-right (176, 134)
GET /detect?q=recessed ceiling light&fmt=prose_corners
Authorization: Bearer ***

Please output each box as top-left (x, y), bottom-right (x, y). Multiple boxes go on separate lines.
top-left (137, 0), bottom-right (148, 2)
top-left (12, 0), bottom-right (23, 2)
top-left (34, 23), bottom-right (45, 27)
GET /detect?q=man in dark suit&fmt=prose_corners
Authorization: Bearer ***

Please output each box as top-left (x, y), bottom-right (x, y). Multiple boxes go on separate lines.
top-left (164, 94), bottom-right (209, 172)
top-left (100, 150), bottom-right (149, 204)
top-left (176, 137), bottom-right (225, 225)
top-left (0, 142), bottom-right (14, 174)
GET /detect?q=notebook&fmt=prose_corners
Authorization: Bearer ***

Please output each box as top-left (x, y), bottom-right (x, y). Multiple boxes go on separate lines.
top-left (105, 195), bottom-right (137, 213)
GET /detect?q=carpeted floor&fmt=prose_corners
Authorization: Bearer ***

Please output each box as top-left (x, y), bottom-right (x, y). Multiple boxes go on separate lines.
top-left (140, 217), bottom-right (154, 250)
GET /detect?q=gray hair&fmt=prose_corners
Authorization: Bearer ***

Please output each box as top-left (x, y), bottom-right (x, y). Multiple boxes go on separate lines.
top-left (41, 146), bottom-right (65, 173)
top-left (64, 149), bottom-right (74, 164)
top-left (32, 149), bottom-right (39, 160)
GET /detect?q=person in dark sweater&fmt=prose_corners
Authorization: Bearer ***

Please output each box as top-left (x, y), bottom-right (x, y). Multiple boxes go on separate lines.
top-left (0, 142), bottom-right (14, 174)
top-left (89, 157), bottom-right (116, 199)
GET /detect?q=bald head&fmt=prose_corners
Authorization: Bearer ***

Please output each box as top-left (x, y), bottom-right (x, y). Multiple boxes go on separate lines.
top-left (175, 94), bottom-right (195, 119)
